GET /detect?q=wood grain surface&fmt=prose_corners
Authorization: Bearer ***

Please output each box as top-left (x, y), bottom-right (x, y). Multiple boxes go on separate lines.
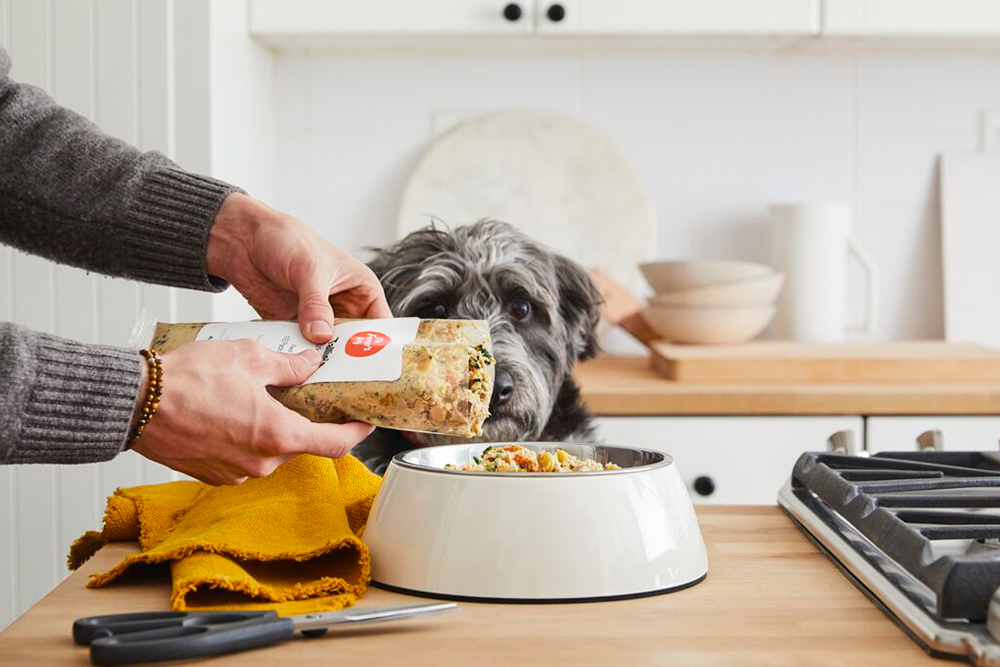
top-left (651, 341), bottom-right (1000, 383)
top-left (577, 355), bottom-right (1000, 415)
top-left (0, 506), bottom-right (947, 667)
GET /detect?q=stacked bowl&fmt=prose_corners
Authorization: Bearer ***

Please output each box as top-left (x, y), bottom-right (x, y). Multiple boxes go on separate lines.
top-left (640, 260), bottom-right (784, 344)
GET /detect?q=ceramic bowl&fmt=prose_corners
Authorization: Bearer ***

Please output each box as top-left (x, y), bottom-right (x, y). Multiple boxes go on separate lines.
top-left (363, 443), bottom-right (709, 602)
top-left (639, 260), bottom-right (775, 293)
top-left (643, 304), bottom-right (777, 344)
top-left (648, 273), bottom-right (785, 307)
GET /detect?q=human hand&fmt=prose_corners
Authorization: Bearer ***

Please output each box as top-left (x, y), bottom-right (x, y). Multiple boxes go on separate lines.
top-left (206, 193), bottom-right (391, 344)
top-left (130, 340), bottom-right (374, 485)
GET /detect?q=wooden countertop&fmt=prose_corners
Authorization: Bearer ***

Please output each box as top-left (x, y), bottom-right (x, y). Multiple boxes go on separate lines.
top-left (576, 355), bottom-right (1000, 415)
top-left (0, 506), bottom-right (945, 667)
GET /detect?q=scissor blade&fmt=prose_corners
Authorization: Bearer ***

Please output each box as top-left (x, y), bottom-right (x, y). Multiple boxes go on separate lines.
top-left (290, 602), bottom-right (457, 631)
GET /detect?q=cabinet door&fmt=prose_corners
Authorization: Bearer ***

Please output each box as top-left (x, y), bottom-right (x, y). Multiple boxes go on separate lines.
top-left (250, 0), bottom-right (535, 36)
top-left (535, 0), bottom-right (818, 35)
top-left (866, 416), bottom-right (1000, 453)
top-left (593, 416), bottom-right (862, 505)
top-left (824, 0), bottom-right (1000, 36)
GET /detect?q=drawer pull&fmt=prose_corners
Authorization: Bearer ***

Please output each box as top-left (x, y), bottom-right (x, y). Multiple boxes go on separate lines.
top-left (502, 3), bottom-right (522, 22)
top-left (693, 476), bottom-right (715, 497)
top-left (546, 3), bottom-right (566, 22)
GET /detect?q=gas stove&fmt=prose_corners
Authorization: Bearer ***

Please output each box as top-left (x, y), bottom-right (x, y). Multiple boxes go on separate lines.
top-left (778, 450), bottom-right (1000, 666)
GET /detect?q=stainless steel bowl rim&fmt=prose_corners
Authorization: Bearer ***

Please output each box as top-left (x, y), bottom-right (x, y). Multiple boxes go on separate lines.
top-left (390, 442), bottom-right (672, 477)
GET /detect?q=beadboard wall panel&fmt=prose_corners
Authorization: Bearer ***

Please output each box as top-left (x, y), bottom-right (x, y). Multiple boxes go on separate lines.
top-left (0, 0), bottom-right (14, 639)
top-left (0, 0), bottom-right (220, 632)
top-left (6, 0), bottom-right (62, 629)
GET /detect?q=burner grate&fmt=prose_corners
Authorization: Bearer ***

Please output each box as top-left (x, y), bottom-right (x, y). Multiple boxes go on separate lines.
top-left (792, 451), bottom-right (1000, 620)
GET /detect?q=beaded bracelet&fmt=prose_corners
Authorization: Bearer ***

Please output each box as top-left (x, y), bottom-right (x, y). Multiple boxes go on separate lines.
top-left (127, 349), bottom-right (163, 449)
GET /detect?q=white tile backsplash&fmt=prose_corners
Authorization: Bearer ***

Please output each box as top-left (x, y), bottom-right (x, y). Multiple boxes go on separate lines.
top-left (581, 55), bottom-right (856, 134)
top-left (313, 198), bottom-right (402, 258)
top-left (856, 129), bottom-right (977, 205)
top-left (857, 57), bottom-right (1000, 135)
top-left (274, 133), bottom-right (314, 204)
top-left (273, 55), bottom-right (308, 132)
top-left (307, 55), bottom-right (582, 132)
top-left (307, 129), bottom-right (427, 204)
top-left (612, 130), bottom-right (856, 203)
top-left (273, 50), bottom-right (1000, 340)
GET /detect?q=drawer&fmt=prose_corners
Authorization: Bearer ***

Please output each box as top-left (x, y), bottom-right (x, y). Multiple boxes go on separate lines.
top-left (865, 416), bottom-right (1000, 453)
top-left (593, 416), bottom-right (863, 505)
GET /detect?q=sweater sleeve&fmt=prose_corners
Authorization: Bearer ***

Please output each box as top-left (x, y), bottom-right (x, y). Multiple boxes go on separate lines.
top-left (0, 323), bottom-right (141, 464)
top-left (0, 48), bottom-right (239, 292)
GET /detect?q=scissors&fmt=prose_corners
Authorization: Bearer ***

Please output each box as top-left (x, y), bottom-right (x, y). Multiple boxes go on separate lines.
top-left (73, 602), bottom-right (457, 666)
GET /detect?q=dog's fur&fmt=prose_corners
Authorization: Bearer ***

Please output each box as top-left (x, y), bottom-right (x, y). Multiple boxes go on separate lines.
top-left (351, 219), bottom-right (603, 474)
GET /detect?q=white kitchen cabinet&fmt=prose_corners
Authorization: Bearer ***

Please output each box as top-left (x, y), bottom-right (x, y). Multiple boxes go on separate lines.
top-left (250, 0), bottom-right (1000, 45)
top-left (250, 0), bottom-right (534, 37)
top-left (593, 416), bottom-right (862, 504)
top-left (536, 0), bottom-right (819, 35)
top-left (823, 0), bottom-right (1000, 36)
top-left (866, 416), bottom-right (1000, 454)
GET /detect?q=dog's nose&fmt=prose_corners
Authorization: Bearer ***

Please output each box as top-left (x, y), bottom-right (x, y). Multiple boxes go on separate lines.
top-left (491, 369), bottom-right (514, 408)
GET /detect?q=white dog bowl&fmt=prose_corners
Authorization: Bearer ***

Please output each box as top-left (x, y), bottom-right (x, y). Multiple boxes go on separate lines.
top-left (640, 260), bottom-right (774, 293)
top-left (648, 273), bottom-right (785, 307)
top-left (644, 304), bottom-right (777, 344)
top-left (363, 443), bottom-right (708, 602)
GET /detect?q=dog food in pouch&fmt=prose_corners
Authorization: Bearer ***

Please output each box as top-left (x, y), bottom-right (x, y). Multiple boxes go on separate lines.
top-left (143, 318), bottom-right (495, 437)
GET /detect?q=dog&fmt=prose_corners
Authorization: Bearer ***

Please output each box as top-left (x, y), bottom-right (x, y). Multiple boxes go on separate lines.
top-left (352, 219), bottom-right (603, 474)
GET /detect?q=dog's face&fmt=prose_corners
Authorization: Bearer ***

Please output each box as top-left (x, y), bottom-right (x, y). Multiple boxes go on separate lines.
top-left (368, 220), bottom-right (601, 445)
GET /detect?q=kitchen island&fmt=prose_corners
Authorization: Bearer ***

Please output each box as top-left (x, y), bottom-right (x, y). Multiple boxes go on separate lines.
top-left (0, 506), bottom-right (946, 667)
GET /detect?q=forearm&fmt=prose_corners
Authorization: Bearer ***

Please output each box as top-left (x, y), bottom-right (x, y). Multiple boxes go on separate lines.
top-left (0, 322), bottom-right (141, 464)
top-left (0, 48), bottom-right (238, 292)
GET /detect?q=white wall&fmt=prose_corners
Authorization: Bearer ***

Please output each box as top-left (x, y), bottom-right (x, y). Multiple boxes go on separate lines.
top-left (206, 0), bottom-right (274, 321)
top-left (0, 0), bottom-right (266, 632)
top-left (272, 51), bottom-right (999, 340)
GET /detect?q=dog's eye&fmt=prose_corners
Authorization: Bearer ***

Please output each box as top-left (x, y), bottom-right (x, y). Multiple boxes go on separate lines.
top-left (510, 298), bottom-right (532, 321)
top-left (427, 303), bottom-right (449, 319)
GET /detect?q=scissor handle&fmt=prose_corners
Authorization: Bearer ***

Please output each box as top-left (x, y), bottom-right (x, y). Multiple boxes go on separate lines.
top-left (74, 611), bottom-right (294, 666)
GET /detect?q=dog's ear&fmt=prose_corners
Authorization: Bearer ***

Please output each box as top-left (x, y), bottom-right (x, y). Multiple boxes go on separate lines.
top-left (554, 255), bottom-right (602, 361)
top-left (365, 244), bottom-right (397, 284)
top-left (365, 247), bottom-right (411, 313)
top-left (367, 227), bottom-right (455, 311)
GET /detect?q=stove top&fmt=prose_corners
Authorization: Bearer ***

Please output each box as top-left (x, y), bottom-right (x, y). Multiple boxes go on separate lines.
top-left (778, 451), bottom-right (1000, 666)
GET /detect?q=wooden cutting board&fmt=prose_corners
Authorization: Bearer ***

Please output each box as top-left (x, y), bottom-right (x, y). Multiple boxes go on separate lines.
top-left (651, 341), bottom-right (1000, 383)
top-left (941, 153), bottom-right (1000, 348)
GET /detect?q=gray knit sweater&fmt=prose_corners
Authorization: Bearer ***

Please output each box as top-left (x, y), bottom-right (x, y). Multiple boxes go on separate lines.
top-left (0, 48), bottom-right (239, 465)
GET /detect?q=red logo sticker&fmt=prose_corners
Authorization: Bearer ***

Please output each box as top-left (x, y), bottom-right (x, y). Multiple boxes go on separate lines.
top-left (345, 331), bottom-right (391, 357)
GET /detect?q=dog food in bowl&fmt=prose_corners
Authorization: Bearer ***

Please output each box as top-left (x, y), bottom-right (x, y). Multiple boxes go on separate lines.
top-left (144, 318), bottom-right (495, 437)
top-left (446, 444), bottom-right (620, 472)
top-left (365, 443), bottom-right (709, 601)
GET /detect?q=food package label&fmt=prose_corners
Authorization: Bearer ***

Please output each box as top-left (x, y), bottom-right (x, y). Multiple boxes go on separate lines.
top-left (195, 318), bottom-right (421, 383)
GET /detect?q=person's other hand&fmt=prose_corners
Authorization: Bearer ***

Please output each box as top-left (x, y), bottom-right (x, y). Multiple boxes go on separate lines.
top-left (131, 341), bottom-right (374, 485)
top-left (206, 193), bottom-right (391, 344)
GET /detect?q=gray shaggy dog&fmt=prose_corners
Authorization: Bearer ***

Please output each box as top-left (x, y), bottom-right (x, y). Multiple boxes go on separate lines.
top-left (352, 219), bottom-right (602, 474)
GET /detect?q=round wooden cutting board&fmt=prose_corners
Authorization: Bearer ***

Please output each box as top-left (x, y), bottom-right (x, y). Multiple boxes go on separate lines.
top-left (397, 110), bottom-right (656, 294)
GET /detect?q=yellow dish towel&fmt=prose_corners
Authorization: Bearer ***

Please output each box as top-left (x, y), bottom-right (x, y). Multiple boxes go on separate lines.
top-left (68, 454), bottom-right (381, 614)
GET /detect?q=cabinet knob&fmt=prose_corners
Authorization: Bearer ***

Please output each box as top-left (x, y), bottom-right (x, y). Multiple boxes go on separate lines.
top-left (827, 430), bottom-right (863, 457)
top-left (502, 3), bottom-right (522, 21)
top-left (546, 3), bottom-right (566, 22)
top-left (693, 476), bottom-right (715, 497)
top-left (917, 430), bottom-right (944, 452)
